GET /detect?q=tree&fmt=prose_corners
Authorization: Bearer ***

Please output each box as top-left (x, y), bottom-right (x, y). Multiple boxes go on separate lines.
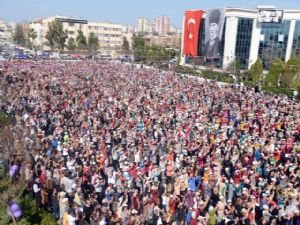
top-left (27, 28), bottom-right (37, 49)
top-left (87, 32), bottom-right (99, 54)
top-left (249, 58), bottom-right (263, 85)
top-left (132, 35), bottom-right (147, 62)
top-left (281, 57), bottom-right (299, 88)
top-left (13, 24), bottom-right (27, 46)
top-left (67, 37), bottom-right (76, 52)
top-left (291, 74), bottom-right (300, 90)
top-left (45, 21), bottom-right (68, 51)
top-left (122, 36), bottom-right (130, 53)
top-left (27, 28), bottom-right (37, 43)
top-left (76, 30), bottom-right (87, 51)
top-left (158, 47), bottom-right (168, 62)
top-left (265, 58), bottom-right (284, 87)
top-left (146, 48), bottom-right (156, 62)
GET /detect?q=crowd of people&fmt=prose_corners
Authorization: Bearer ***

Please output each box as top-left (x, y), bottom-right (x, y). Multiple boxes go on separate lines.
top-left (0, 60), bottom-right (299, 225)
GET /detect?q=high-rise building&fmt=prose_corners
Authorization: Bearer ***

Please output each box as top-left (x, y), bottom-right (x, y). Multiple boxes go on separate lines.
top-left (153, 16), bottom-right (170, 36)
top-left (137, 18), bottom-right (152, 34)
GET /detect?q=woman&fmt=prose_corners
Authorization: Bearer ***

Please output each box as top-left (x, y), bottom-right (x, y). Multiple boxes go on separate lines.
top-left (224, 200), bottom-right (235, 222)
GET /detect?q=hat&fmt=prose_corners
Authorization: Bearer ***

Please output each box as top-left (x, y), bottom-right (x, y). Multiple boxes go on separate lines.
top-left (208, 9), bottom-right (221, 24)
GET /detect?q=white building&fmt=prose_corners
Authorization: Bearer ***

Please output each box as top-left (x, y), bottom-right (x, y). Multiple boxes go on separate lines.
top-left (30, 16), bottom-right (88, 50)
top-left (169, 25), bottom-right (178, 34)
top-left (29, 20), bottom-right (44, 48)
top-left (181, 7), bottom-right (300, 70)
top-left (0, 20), bottom-right (13, 41)
top-left (86, 21), bottom-right (123, 53)
top-left (26, 16), bottom-right (134, 53)
top-left (137, 18), bottom-right (152, 34)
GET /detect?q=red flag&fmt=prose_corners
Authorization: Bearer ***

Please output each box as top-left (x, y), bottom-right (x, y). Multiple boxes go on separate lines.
top-left (183, 10), bottom-right (204, 57)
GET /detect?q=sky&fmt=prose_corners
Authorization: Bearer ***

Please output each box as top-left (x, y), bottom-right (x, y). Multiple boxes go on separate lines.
top-left (0, 0), bottom-right (299, 27)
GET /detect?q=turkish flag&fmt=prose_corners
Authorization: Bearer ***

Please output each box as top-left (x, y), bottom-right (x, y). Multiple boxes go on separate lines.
top-left (183, 10), bottom-right (204, 57)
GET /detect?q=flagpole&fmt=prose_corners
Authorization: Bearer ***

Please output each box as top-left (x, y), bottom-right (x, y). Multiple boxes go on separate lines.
top-left (180, 12), bottom-right (185, 66)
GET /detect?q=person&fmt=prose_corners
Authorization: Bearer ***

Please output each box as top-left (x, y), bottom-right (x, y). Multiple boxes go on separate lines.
top-left (205, 9), bottom-right (221, 58)
top-left (1, 60), bottom-right (299, 225)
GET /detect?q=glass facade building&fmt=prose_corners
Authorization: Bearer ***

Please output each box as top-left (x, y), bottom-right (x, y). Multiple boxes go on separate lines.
top-left (183, 8), bottom-right (300, 71)
top-left (258, 20), bottom-right (291, 70)
top-left (235, 18), bottom-right (253, 70)
top-left (292, 20), bottom-right (300, 60)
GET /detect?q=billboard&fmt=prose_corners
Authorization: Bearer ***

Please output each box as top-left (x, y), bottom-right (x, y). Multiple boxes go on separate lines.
top-left (205, 8), bottom-right (225, 58)
top-left (183, 10), bottom-right (204, 57)
top-left (258, 10), bottom-right (284, 23)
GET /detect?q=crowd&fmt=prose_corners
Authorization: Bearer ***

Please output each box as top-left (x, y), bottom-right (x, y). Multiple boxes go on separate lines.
top-left (0, 60), bottom-right (299, 225)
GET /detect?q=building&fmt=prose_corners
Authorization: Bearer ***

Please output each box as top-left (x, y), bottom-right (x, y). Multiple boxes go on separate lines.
top-left (0, 20), bottom-right (13, 41)
top-left (181, 7), bottom-right (300, 70)
top-left (147, 34), bottom-right (181, 49)
top-left (86, 21), bottom-right (123, 53)
top-left (122, 25), bottom-right (135, 34)
top-left (31, 16), bottom-right (88, 50)
top-left (137, 18), bottom-right (152, 34)
top-left (0, 20), bottom-right (6, 40)
top-left (29, 19), bottom-right (45, 48)
top-left (169, 25), bottom-right (178, 34)
top-left (153, 16), bottom-right (170, 36)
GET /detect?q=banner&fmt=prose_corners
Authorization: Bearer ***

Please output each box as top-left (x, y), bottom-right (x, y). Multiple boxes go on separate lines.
top-left (205, 8), bottom-right (225, 58)
top-left (258, 10), bottom-right (284, 23)
top-left (183, 10), bottom-right (204, 57)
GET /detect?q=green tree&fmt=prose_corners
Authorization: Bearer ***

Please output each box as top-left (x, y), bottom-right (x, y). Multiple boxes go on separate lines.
top-left (13, 24), bottom-right (27, 46)
top-left (27, 28), bottom-right (37, 49)
top-left (45, 20), bottom-right (68, 51)
top-left (227, 59), bottom-right (241, 73)
top-left (158, 47), bottom-right (168, 62)
top-left (146, 48), bottom-right (156, 62)
top-left (265, 58), bottom-right (284, 87)
top-left (281, 56), bottom-right (299, 88)
top-left (122, 36), bottom-right (130, 53)
top-left (67, 37), bottom-right (76, 52)
top-left (27, 28), bottom-right (37, 43)
top-left (87, 32), bottom-right (99, 54)
top-left (291, 74), bottom-right (300, 90)
top-left (76, 29), bottom-right (87, 51)
top-left (132, 35), bottom-right (147, 62)
top-left (249, 58), bottom-right (263, 85)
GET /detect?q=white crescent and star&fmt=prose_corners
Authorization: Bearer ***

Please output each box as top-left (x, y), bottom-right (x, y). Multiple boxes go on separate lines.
top-left (187, 18), bottom-right (196, 40)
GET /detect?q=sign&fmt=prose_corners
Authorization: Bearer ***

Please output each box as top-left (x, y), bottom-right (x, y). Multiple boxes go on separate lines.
top-left (55, 18), bottom-right (88, 24)
top-left (183, 10), bottom-right (204, 57)
top-left (205, 8), bottom-right (225, 58)
top-left (258, 10), bottom-right (284, 23)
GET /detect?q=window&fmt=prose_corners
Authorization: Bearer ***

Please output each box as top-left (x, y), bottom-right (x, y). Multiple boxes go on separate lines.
top-left (258, 20), bottom-right (290, 70)
top-left (235, 18), bottom-right (253, 70)
top-left (292, 21), bottom-right (300, 69)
